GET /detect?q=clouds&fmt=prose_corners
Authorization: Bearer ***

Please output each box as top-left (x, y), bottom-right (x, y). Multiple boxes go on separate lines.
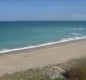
top-left (0, 12), bottom-right (86, 21)
top-left (33, 12), bottom-right (86, 20)
top-left (63, 12), bottom-right (86, 20)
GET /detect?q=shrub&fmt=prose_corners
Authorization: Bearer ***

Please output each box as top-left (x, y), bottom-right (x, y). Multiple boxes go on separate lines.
top-left (52, 78), bottom-right (65, 80)
top-left (62, 57), bottom-right (86, 80)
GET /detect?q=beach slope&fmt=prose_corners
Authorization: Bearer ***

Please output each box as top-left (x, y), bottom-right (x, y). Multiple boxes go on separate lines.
top-left (0, 40), bottom-right (86, 76)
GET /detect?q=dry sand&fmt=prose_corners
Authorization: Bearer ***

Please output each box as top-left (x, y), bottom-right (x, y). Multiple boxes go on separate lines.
top-left (0, 39), bottom-right (86, 76)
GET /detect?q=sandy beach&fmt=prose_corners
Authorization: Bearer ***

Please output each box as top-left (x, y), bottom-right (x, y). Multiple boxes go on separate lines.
top-left (0, 39), bottom-right (86, 76)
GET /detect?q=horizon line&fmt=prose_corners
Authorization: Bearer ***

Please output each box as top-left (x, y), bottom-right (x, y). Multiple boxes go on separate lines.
top-left (0, 20), bottom-right (86, 22)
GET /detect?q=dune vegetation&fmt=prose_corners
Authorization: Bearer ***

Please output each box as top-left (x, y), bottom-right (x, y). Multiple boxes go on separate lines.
top-left (62, 57), bottom-right (86, 80)
top-left (0, 57), bottom-right (86, 80)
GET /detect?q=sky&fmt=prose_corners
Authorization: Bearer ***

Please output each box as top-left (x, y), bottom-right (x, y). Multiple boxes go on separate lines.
top-left (0, 0), bottom-right (86, 21)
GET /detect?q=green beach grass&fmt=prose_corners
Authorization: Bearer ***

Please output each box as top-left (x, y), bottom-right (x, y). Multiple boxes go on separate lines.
top-left (0, 64), bottom-right (65, 80)
top-left (0, 57), bottom-right (86, 80)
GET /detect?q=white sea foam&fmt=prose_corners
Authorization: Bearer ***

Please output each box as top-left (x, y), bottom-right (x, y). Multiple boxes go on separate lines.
top-left (70, 33), bottom-right (81, 36)
top-left (0, 36), bottom-right (86, 54)
top-left (72, 28), bottom-right (84, 31)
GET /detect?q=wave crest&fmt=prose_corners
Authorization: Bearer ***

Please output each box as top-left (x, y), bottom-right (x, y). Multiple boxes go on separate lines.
top-left (0, 36), bottom-right (86, 54)
top-left (72, 28), bottom-right (84, 31)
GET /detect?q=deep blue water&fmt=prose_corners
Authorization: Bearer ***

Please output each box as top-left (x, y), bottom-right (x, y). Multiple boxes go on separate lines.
top-left (0, 21), bottom-right (86, 53)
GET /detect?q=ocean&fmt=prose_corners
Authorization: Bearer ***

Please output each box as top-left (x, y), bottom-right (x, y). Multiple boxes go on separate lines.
top-left (0, 21), bottom-right (86, 53)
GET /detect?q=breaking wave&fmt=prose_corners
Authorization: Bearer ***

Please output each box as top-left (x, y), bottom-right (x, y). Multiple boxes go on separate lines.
top-left (0, 36), bottom-right (86, 54)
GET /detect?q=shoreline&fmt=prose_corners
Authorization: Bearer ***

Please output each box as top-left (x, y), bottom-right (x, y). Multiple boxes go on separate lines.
top-left (0, 39), bottom-right (86, 76)
top-left (0, 36), bottom-right (86, 54)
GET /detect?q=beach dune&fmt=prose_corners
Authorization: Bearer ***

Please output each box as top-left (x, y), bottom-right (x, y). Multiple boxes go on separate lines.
top-left (0, 39), bottom-right (86, 76)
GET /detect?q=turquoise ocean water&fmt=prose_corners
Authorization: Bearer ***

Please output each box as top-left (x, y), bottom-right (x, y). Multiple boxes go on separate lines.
top-left (0, 21), bottom-right (86, 53)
